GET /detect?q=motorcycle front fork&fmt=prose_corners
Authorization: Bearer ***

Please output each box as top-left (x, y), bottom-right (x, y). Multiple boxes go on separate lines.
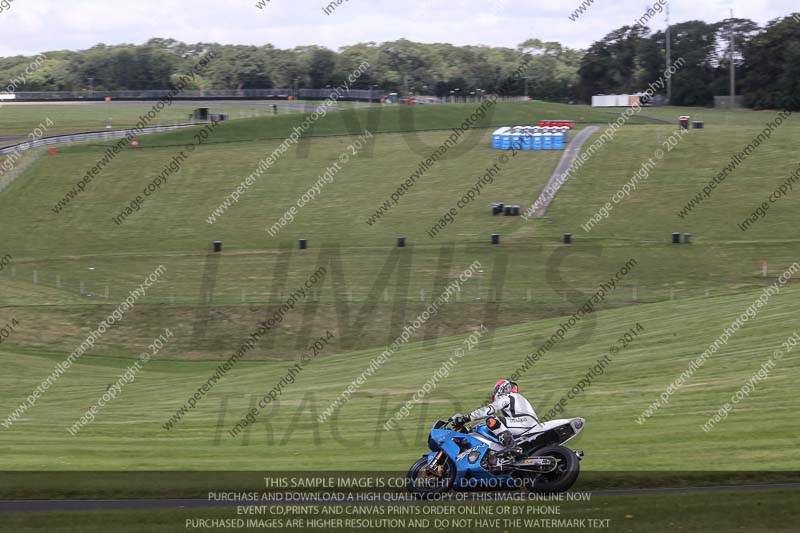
top-left (427, 450), bottom-right (447, 476)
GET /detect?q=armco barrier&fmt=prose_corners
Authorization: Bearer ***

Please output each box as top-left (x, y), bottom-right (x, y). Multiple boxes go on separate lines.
top-left (9, 88), bottom-right (384, 102)
top-left (0, 123), bottom-right (199, 157)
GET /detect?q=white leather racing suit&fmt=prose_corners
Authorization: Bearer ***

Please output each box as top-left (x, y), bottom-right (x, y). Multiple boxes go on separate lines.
top-left (468, 392), bottom-right (541, 438)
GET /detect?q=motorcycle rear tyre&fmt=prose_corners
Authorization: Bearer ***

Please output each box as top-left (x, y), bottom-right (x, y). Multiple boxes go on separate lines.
top-left (524, 445), bottom-right (580, 493)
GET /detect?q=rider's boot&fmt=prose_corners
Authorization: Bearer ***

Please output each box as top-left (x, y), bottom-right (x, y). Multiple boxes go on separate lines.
top-left (498, 431), bottom-right (523, 457)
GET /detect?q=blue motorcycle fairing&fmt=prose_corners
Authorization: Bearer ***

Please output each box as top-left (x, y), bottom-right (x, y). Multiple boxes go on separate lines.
top-left (426, 425), bottom-right (516, 490)
top-left (473, 423), bottom-right (500, 443)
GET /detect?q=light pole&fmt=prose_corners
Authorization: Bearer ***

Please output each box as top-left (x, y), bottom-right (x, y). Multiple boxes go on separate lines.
top-left (665, 3), bottom-right (672, 104)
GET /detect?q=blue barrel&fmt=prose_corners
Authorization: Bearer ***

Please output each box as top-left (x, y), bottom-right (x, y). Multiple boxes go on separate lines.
top-left (533, 133), bottom-right (543, 150)
top-left (492, 128), bottom-right (505, 149)
top-left (522, 128), bottom-right (533, 150)
top-left (553, 132), bottom-right (564, 150)
top-left (542, 132), bottom-right (553, 150)
top-left (501, 130), bottom-right (512, 150)
top-left (494, 127), bottom-right (511, 149)
top-left (560, 126), bottom-right (570, 143)
top-left (522, 132), bottom-right (533, 150)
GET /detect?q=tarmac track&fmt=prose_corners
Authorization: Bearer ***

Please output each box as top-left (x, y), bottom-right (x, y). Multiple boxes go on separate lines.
top-left (527, 125), bottom-right (600, 218)
top-left (0, 135), bottom-right (29, 144)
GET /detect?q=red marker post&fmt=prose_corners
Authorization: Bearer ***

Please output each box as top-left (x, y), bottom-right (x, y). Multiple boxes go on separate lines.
top-left (761, 261), bottom-right (768, 278)
top-left (49, 148), bottom-right (57, 156)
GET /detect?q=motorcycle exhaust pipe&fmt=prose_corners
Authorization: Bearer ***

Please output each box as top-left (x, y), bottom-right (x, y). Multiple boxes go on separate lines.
top-left (512, 456), bottom-right (558, 473)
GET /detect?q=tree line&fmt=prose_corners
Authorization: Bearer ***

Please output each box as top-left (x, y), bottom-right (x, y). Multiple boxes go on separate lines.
top-left (0, 13), bottom-right (797, 109)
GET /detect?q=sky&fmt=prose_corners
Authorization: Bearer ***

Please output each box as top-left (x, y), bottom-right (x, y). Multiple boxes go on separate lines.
top-left (0, 0), bottom-right (795, 56)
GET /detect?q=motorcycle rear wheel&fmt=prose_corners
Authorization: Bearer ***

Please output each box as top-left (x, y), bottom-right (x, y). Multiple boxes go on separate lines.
top-left (407, 456), bottom-right (456, 498)
top-left (523, 445), bottom-right (580, 493)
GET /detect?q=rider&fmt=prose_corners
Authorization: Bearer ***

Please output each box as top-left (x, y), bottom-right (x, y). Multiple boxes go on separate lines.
top-left (452, 379), bottom-right (540, 457)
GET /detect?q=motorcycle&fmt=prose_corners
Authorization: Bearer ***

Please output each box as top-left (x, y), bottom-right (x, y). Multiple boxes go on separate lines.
top-left (407, 416), bottom-right (585, 496)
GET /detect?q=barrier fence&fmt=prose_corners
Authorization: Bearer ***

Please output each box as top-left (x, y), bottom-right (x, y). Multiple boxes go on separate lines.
top-left (0, 264), bottom-right (732, 306)
top-left (8, 88), bottom-right (384, 102)
top-left (0, 123), bottom-right (199, 157)
top-left (5, 89), bottom-right (530, 104)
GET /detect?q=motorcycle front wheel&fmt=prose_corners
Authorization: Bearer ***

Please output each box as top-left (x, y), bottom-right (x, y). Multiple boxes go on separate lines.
top-left (406, 456), bottom-right (456, 498)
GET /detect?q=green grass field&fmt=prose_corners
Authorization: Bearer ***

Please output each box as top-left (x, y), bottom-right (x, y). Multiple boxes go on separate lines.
top-left (1, 285), bottom-right (797, 471)
top-left (0, 101), bottom-right (798, 486)
top-left (0, 100), bottom-right (336, 147)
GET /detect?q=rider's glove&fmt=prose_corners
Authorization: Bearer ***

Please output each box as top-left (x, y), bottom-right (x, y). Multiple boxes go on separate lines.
top-left (451, 413), bottom-right (468, 426)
